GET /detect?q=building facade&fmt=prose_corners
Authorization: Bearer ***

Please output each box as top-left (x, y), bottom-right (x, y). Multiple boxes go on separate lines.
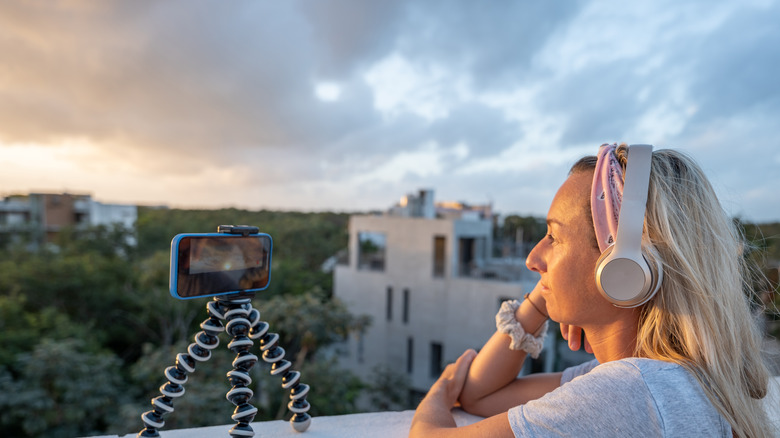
top-left (0, 193), bottom-right (137, 244)
top-left (333, 190), bottom-right (543, 396)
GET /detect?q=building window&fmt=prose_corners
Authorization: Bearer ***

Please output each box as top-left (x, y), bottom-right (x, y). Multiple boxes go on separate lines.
top-left (433, 235), bottom-right (446, 278)
top-left (430, 342), bottom-right (443, 378)
top-left (458, 237), bottom-right (475, 276)
top-left (407, 337), bottom-right (414, 374)
top-left (358, 231), bottom-right (386, 271)
top-left (386, 286), bottom-right (393, 321)
top-left (402, 288), bottom-right (410, 324)
top-left (357, 332), bottom-right (364, 364)
top-left (457, 236), bottom-right (488, 277)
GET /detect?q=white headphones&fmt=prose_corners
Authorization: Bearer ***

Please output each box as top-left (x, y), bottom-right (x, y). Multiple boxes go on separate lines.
top-left (594, 144), bottom-right (663, 308)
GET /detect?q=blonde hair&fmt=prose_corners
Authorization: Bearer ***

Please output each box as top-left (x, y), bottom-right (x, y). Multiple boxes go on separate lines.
top-left (576, 145), bottom-right (774, 437)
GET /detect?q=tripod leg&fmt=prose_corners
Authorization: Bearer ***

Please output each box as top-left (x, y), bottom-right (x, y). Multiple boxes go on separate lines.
top-left (138, 301), bottom-right (224, 437)
top-left (249, 309), bottom-right (312, 433)
top-left (222, 298), bottom-right (259, 438)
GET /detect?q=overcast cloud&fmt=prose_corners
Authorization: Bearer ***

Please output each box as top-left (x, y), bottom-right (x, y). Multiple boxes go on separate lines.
top-left (1, 0), bottom-right (779, 221)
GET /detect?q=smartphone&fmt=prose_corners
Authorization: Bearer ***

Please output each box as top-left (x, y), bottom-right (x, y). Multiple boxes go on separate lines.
top-left (170, 232), bottom-right (273, 299)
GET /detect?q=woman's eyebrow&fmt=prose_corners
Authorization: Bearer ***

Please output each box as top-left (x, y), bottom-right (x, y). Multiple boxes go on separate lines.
top-left (546, 218), bottom-right (564, 227)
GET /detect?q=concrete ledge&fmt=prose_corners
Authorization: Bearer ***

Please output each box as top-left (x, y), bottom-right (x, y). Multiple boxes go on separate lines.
top-left (90, 376), bottom-right (780, 437)
top-left (89, 409), bottom-right (483, 438)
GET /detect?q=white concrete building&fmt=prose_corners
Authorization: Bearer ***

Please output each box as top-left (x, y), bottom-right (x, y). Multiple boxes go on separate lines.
top-left (333, 190), bottom-right (540, 395)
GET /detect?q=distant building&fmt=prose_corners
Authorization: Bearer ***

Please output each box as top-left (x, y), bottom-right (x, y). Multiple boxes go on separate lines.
top-left (333, 189), bottom-right (559, 401)
top-left (0, 193), bottom-right (137, 244)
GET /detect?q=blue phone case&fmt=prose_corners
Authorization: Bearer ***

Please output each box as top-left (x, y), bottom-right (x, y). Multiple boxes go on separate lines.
top-left (169, 232), bottom-right (273, 300)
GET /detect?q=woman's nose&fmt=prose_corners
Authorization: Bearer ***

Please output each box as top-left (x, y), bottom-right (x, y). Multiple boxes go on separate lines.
top-left (526, 240), bottom-right (545, 273)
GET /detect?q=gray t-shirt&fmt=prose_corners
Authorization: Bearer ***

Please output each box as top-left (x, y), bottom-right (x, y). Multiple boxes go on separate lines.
top-left (507, 358), bottom-right (731, 437)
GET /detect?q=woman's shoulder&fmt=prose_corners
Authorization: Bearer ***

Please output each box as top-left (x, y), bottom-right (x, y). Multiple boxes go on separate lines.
top-left (560, 357), bottom-right (679, 384)
top-left (510, 357), bottom-right (731, 437)
top-left (590, 357), bottom-right (692, 383)
top-left (562, 357), bottom-right (683, 390)
top-left (596, 357), bottom-right (683, 373)
top-left (566, 357), bottom-right (732, 435)
top-left (573, 357), bottom-right (701, 392)
top-left (565, 358), bottom-right (726, 416)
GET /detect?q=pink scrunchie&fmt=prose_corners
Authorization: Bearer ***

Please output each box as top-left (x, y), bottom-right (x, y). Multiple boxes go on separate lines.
top-left (591, 144), bottom-right (623, 253)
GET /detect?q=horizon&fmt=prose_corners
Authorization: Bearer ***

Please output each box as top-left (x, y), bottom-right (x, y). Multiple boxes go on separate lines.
top-left (6, 189), bottom-right (780, 226)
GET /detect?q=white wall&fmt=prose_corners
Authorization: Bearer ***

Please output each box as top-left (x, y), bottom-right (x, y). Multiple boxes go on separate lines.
top-left (89, 202), bottom-right (137, 229)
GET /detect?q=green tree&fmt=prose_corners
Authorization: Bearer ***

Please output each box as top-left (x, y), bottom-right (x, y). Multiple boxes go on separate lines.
top-left (0, 294), bottom-right (95, 368)
top-left (494, 215), bottom-right (545, 257)
top-left (366, 365), bottom-right (414, 411)
top-left (128, 249), bottom-right (205, 348)
top-left (742, 221), bottom-right (780, 338)
top-left (0, 339), bottom-right (125, 438)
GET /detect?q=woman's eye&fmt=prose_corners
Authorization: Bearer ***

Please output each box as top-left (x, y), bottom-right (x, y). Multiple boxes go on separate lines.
top-left (546, 233), bottom-right (555, 242)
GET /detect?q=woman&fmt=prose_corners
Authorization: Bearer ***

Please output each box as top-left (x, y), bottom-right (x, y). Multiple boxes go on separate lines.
top-left (410, 144), bottom-right (775, 437)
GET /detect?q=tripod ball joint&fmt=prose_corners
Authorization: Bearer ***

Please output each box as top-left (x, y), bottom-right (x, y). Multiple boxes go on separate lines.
top-left (290, 406), bottom-right (312, 432)
top-left (288, 384), bottom-right (312, 432)
top-left (225, 308), bottom-right (251, 336)
top-left (285, 374), bottom-right (312, 432)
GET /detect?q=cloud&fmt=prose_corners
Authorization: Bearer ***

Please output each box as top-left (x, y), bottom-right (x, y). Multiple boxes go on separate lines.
top-left (686, 1), bottom-right (780, 121)
top-left (1, 0), bottom-right (779, 221)
top-left (296, 0), bottom-right (408, 78)
top-left (395, 1), bottom-right (586, 89)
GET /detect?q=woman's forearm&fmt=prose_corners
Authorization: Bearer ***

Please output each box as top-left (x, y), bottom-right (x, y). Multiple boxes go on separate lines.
top-left (409, 390), bottom-right (457, 438)
top-left (458, 286), bottom-right (550, 414)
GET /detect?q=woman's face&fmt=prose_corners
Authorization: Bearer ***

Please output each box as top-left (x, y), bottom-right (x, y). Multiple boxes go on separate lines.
top-left (526, 170), bottom-right (608, 326)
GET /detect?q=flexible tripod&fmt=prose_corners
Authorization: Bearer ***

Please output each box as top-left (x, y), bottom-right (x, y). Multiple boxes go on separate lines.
top-left (138, 295), bottom-right (312, 437)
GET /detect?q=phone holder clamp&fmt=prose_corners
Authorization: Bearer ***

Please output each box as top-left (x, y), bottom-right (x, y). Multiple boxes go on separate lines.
top-left (217, 225), bottom-right (260, 236)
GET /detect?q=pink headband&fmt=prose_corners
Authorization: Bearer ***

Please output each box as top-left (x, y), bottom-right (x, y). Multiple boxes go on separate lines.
top-left (591, 143), bottom-right (624, 253)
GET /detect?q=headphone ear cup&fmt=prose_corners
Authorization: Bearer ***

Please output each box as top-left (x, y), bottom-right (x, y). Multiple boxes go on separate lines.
top-left (595, 246), bottom-right (661, 308)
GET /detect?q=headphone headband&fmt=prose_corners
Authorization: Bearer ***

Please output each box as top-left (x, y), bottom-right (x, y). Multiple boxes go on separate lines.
top-left (613, 145), bottom-right (652, 255)
top-left (594, 144), bottom-right (662, 308)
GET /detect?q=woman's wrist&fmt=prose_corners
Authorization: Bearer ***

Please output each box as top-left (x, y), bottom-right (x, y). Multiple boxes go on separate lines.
top-left (514, 289), bottom-right (548, 336)
top-left (496, 299), bottom-right (548, 358)
top-left (523, 292), bottom-right (547, 319)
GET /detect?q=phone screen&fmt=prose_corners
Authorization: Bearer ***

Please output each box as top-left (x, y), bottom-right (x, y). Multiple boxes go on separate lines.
top-left (170, 233), bottom-right (272, 299)
top-left (189, 237), bottom-right (266, 274)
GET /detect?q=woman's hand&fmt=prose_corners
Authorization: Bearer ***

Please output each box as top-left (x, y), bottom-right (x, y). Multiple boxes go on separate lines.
top-left (412, 348), bottom-right (519, 438)
top-left (560, 323), bottom-right (593, 353)
top-left (430, 349), bottom-right (478, 407)
top-left (410, 350), bottom-right (478, 437)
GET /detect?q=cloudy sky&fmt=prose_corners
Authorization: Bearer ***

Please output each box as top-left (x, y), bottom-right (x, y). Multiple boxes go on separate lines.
top-left (1, 0), bottom-right (779, 221)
